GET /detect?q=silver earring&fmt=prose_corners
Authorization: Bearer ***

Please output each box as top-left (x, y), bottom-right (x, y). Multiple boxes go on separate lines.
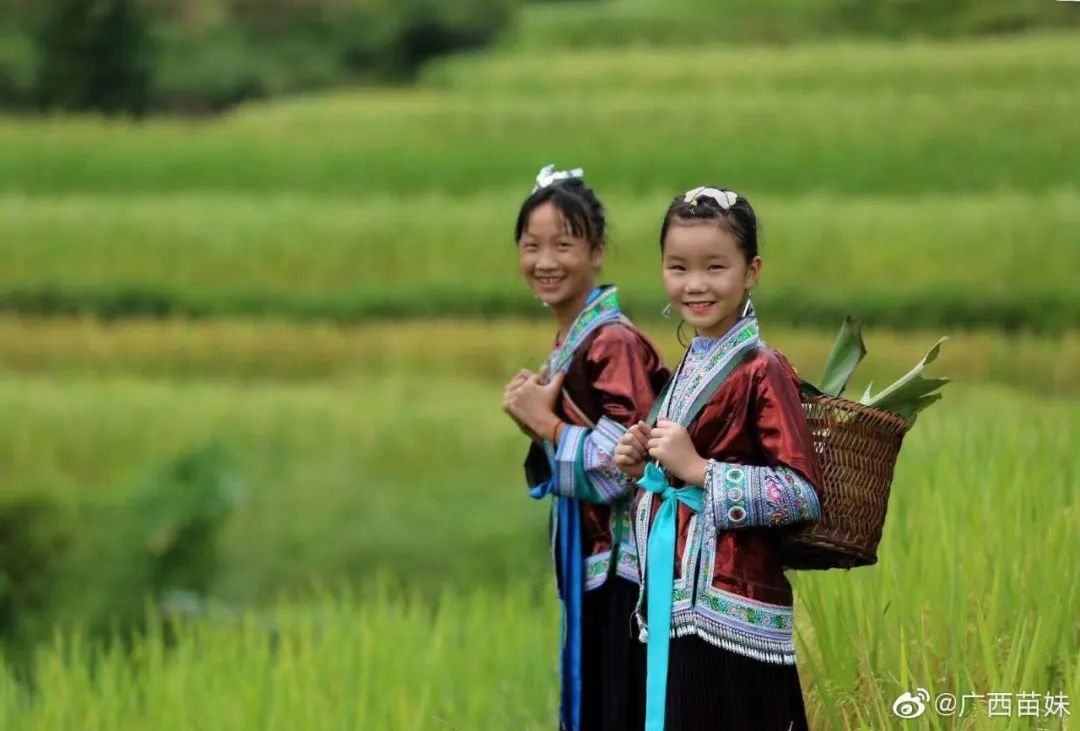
top-left (661, 303), bottom-right (673, 319)
top-left (742, 295), bottom-right (754, 318)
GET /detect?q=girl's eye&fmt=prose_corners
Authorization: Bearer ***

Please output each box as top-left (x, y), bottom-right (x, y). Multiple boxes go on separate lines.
top-left (557, 241), bottom-right (573, 249)
top-left (708, 264), bottom-right (727, 271)
top-left (668, 265), bottom-right (686, 272)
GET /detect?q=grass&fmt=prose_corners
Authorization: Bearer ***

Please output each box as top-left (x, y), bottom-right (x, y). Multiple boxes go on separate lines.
top-left (0, 317), bottom-right (1074, 727)
top-left (0, 374), bottom-right (1075, 729)
top-left (432, 32), bottom-right (1080, 94)
top-left (0, 24), bottom-right (1077, 727)
top-left (0, 320), bottom-right (1074, 602)
top-left (0, 585), bottom-right (561, 730)
top-left (0, 35), bottom-right (1074, 198)
top-left (0, 189), bottom-right (1077, 329)
top-left (0, 317), bottom-right (1077, 395)
top-left (497, 0), bottom-right (1080, 50)
top-left (0, 33), bottom-right (1075, 327)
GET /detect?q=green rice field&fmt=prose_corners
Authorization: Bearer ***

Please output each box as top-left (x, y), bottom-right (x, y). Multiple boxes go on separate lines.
top-left (0, 23), bottom-right (1076, 731)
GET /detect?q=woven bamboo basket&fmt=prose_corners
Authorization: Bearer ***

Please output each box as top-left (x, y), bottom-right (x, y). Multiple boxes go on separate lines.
top-left (779, 391), bottom-right (913, 570)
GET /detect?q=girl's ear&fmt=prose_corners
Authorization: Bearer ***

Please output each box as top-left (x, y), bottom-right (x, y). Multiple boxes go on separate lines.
top-left (745, 255), bottom-right (763, 290)
top-left (591, 241), bottom-right (606, 270)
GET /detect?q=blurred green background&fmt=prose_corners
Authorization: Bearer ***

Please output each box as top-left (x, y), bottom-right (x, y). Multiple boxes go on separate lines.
top-left (0, 1), bottom-right (1077, 728)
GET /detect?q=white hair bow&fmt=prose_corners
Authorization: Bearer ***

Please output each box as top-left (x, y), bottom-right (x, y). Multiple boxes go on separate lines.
top-left (683, 186), bottom-right (738, 210)
top-left (532, 164), bottom-right (585, 193)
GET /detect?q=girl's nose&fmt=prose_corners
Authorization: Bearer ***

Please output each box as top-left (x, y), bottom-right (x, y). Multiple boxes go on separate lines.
top-left (684, 273), bottom-right (708, 293)
top-left (536, 250), bottom-right (558, 269)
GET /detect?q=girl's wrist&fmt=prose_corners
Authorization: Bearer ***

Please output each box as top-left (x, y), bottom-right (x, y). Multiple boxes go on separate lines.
top-left (681, 456), bottom-right (710, 486)
top-left (539, 416), bottom-right (563, 444)
top-left (551, 419), bottom-right (564, 443)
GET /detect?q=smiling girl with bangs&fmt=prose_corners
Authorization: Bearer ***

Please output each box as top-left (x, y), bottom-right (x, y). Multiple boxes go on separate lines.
top-left (502, 165), bottom-right (669, 731)
top-left (615, 187), bottom-right (823, 731)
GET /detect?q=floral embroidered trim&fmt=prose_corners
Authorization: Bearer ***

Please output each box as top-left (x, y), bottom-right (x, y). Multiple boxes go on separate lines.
top-left (584, 551), bottom-right (611, 592)
top-left (552, 425), bottom-right (589, 498)
top-left (591, 415), bottom-right (625, 455)
top-left (689, 479), bottom-right (797, 664)
top-left (552, 418), bottom-right (634, 503)
top-left (672, 514), bottom-right (701, 615)
top-left (615, 543), bottom-right (639, 583)
top-left (546, 286), bottom-right (623, 376)
top-left (633, 491), bottom-right (655, 621)
top-left (583, 417), bottom-right (633, 502)
top-left (656, 318), bottom-right (760, 425)
top-left (705, 461), bottom-right (821, 530)
top-left (676, 610), bottom-right (796, 665)
top-left (612, 504), bottom-right (640, 584)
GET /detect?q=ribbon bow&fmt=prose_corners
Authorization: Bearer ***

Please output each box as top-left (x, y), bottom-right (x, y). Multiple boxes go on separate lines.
top-left (683, 186), bottom-right (738, 210)
top-left (533, 163), bottom-right (585, 193)
top-left (637, 462), bottom-right (704, 731)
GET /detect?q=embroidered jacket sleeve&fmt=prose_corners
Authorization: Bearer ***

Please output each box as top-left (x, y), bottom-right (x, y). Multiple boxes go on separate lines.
top-left (549, 326), bottom-right (660, 504)
top-left (706, 352), bottom-right (823, 531)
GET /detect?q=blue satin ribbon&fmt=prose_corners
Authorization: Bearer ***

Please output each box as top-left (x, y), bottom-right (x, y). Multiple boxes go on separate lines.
top-left (523, 286), bottom-right (606, 731)
top-left (530, 479), bottom-right (583, 730)
top-left (637, 462), bottom-right (704, 731)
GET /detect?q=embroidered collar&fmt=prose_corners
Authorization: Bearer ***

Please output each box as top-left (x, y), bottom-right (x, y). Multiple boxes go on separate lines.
top-left (546, 285), bottom-right (622, 375)
top-left (659, 315), bottom-right (760, 424)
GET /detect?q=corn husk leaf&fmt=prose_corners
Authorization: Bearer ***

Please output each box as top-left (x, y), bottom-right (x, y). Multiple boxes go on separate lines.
top-left (887, 392), bottom-right (944, 423)
top-left (860, 336), bottom-right (949, 416)
top-left (819, 316), bottom-right (866, 397)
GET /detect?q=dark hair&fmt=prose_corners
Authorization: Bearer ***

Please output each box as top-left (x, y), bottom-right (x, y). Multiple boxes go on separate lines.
top-left (659, 187), bottom-right (759, 262)
top-left (514, 178), bottom-right (607, 250)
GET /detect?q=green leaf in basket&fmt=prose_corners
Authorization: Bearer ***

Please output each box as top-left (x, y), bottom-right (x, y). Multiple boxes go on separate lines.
top-left (888, 392), bottom-right (944, 422)
top-left (861, 336), bottom-right (950, 417)
top-left (819, 316), bottom-right (867, 397)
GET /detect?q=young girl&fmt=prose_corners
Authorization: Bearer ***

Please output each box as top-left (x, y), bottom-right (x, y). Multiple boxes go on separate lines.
top-left (502, 165), bottom-right (669, 731)
top-left (615, 187), bottom-right (823, 731)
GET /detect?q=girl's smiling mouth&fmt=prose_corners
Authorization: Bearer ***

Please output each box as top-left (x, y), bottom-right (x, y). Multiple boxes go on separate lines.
top-left (535, 274), bottom-right (566, 290)
top-left (684, 300), bottom-right (716, 314)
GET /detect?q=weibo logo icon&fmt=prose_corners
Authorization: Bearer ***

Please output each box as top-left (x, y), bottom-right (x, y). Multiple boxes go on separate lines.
top-left (892, 688), bottom-right (931, 719)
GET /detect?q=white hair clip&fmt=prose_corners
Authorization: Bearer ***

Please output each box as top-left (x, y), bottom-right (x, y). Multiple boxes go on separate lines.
top-left (532, 164), bottom-right (585, 193)
top-left (683, 186), bottom-right (738, 210)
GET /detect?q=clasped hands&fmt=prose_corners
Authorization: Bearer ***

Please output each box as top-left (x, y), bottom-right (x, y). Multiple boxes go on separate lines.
top-left (614, 419), bottom-right (709, 486)
top-left (502, 367), bottom-right (565, 443)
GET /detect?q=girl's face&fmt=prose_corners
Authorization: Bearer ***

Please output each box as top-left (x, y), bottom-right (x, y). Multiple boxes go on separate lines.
top-left (662, 222), bottom-right (761, 338)
top-left (518, 201), bottom-right (603, 310)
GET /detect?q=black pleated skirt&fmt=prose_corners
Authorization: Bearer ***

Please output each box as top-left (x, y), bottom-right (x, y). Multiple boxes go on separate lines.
top-left (663, 635), bottom-right (811, 731)
top-left (577, 576), bottom-right (647, 731)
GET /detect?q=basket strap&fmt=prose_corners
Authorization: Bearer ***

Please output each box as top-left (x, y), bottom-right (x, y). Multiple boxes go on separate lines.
top-left (644, 379), bottom-right (672, 427)
top-left (678, 347), bottom-right (760, 429)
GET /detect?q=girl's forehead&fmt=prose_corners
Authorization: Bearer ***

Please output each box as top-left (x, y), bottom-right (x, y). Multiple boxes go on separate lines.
top-left (664, 222), bottom-right (739, 254)
top-left (524, 201), bottom-right (574, 236)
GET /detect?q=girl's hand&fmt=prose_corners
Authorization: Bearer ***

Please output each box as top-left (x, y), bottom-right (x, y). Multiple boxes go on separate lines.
top-left (504, 371), bottom-right (565, 442)
top-left (647, 418), bottom-right (709, 485)
top-left (503, 369), bottom-right (541, 441)
top-left (504, 369), bottom-right (534, 396)
top-left (614, 421), bottom-right (651, 480)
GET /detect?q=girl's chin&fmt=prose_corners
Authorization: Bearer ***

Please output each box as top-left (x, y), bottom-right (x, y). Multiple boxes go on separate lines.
top-left (535, 289), bottom-right (565, 307)
top-left (534, 281), bottom-right (589, 309)
top-left (682, 308), bottom-right (735, 336)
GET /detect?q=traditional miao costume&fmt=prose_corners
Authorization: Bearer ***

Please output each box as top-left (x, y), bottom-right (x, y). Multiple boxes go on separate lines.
top-left (525, 285), bottom-right (669, 731)
top-left (633, 306), bottom-right (823, 731)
